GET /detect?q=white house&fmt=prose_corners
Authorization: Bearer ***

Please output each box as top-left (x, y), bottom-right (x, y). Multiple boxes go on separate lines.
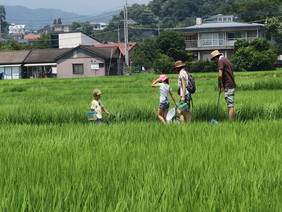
top-left (9, 24), bottom-right (25, 34)
top-left (91, 22), bottom-right (109, 30)
top-left (175, 14), bottom-right (265, 60)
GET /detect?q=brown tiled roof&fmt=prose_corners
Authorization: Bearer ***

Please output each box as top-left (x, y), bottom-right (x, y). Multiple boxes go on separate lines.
top-left (0, 50), bottom-right (31, 64)
top-left (24, 48), bottom-right (71, 63)
top-left (54, 45), bottom-right (120, 60)
top-left (24, 34), bottom-right (41, 40)
top-left (94, 42), bottom-right (138, 56)
top-left (80, 45), bottom-right (120, 58)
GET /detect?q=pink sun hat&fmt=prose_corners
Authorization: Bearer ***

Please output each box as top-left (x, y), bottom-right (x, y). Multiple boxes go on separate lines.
top-left (158, 74), bottom-right (169, 82)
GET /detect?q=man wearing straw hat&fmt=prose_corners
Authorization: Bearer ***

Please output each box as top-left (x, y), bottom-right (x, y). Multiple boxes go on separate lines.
top-left (211, 50), bottom-right (236, 121)
top-left (174, 60), bottom-right (192, 122)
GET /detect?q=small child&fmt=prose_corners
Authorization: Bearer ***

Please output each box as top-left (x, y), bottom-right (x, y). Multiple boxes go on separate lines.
top-left (151, 74), bottom-right (177, 124)
top-left (90, 89), bottom-right (110, 124)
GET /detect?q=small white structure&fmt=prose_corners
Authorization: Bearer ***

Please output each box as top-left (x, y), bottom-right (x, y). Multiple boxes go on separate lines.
top-left (91, 22), bottom-right (109, 30)
top-left (9, 24), bottom-right (25, 34)
top-left (58, 32), bottom-right (101, 49)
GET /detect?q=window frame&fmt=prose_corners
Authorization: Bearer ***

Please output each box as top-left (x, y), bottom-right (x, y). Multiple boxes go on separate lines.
top-left (72, 63), bottom-right (84, 74)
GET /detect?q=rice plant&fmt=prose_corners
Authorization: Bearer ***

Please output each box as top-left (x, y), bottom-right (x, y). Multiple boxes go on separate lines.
top-left (0, 70), bottom-right (281, 211)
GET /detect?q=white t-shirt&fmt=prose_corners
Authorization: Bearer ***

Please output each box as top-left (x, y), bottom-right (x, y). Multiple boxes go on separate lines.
top-left (158, 83), bottom-right (172, 103)
top-left (90, 100), bottom-right (104, 119)
top-left (178, 69), bottom-right (189, 96)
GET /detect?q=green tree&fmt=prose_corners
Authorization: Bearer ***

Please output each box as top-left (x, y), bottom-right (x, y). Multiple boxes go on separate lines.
top-left (0, 5), bottom-right (8, 33)
top-left (31, 34), bottom-right (52, 49)
top-left (220, 0), bottom-right (282, 22)
top-left (81, 22), bottom-right (93, 35)
top-left (72, 22), bottom-right (82, 32)
top-left (232, 38), bottom-right (278, 71)
top-left (0, 40), bottom-right (26, 50)
top-left (71, 22), bottom-right (93, 35)
top-left (128, 4), bottom-right (158, 25)
top-left (153, 54), bottom-right (174, 74)
top-left (131, 37), bottom-right (158, 70)
top-left (234, 39), bottom-right (249, 53)
top-left (0, 5), bottom-right (6, 23)
top-left (265, 17), bottom-right (282, 52)
top-left (155, 30), bottom-right (187, 61)
top-left (53, 19), bottom-right (57, 25)
top-left (58, 18), bottom-right (62, 24)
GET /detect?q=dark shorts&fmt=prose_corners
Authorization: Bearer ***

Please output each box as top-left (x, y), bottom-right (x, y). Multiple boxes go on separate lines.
top-left (96, 119), bottom-right (103, 124)
top-left (159, 102), bottom-right (170, 109)
top-left (178, 93), bottom-right (191, 112)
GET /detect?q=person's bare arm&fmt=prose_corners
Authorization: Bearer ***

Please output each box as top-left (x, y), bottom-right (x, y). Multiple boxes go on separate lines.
top-left (169, 90), bottom-right (177, 105)
top-left (102, 107), bottom-right (110, 115)
top-left (181, 77), bottom-right (186, 102)
top-left (218, 69), bottom-right (223, 93)
top-left (151, 79), bottom-right (160, 87)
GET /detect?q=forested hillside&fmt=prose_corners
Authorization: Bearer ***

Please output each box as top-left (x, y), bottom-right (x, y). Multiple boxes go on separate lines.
top-left (94, 0), bottom-right (282, 42)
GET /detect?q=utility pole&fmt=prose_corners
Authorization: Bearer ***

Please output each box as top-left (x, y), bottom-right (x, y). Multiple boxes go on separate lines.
top-left (0, 19), bottom-right (2, 39)
top-left (117, 26), bottom-right (120, 43)
top-left (124, 1), bottom-right (129, 68)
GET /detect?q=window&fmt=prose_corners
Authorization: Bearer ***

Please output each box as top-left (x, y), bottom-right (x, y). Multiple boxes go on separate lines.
top-left (73, 64), bottom-right (84, 74)
top-left (200, 33), bottom-right (224, 46)
top-left (227, 32), bottom-right (247, 40)
top-left (12, 67), bottom-right (20, 79)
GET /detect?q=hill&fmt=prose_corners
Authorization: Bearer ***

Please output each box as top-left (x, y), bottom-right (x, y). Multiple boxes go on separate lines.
top-left (4, 5), bottom-right (120, 30)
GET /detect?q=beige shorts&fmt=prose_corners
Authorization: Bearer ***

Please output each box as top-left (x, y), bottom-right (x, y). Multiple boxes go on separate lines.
top-left (224, 88), bottom-right (235, 108)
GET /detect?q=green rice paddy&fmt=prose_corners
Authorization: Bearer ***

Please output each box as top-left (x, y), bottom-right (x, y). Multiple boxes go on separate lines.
top-left (0, 70), bottom-right (281, 211)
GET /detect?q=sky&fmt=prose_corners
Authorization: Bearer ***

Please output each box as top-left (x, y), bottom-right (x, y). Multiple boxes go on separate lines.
top-left (1, 0), bottom-right (152, 15)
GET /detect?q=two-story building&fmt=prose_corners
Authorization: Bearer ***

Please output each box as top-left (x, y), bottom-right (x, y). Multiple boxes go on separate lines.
top-left (51, 32), bottom-right (101, 49)
top-left (9, 24), bottom-right (26, 34)
top-left (51, 24), bottom-right (72, 33)
top-left (175, 14), bottom-right (265, 60)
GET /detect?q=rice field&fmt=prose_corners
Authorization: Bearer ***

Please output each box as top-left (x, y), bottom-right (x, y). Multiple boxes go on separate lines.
top-left (0, 70), bottom-right (281, 211)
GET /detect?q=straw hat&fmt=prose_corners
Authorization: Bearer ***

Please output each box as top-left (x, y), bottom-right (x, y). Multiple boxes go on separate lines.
top-left (93, 89), bottom-right (102, 96)
top-left (210, 50), bottom-right (223, 60)
top-left (174, 60), bottom-right (186, 68)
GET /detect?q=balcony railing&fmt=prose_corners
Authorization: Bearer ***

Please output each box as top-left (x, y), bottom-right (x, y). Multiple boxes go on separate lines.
top-left (185, 37), bottom-right (258, 49)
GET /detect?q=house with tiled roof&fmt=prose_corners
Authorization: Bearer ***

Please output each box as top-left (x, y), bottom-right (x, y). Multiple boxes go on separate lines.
top-left (94, 42), bottom-right (138, 57)
top-left (175, 14), bottom-right (265, 60)
top-left (24, 34), bottom-right (41, 40)
top-left (0, 45), bottom-right (124, 79)
top-left (55, 45), bottom-right (123, 78)
top-left (23, 48), bottom-right (71, 78)
top-left (0, 50), bottom-right (30, 79)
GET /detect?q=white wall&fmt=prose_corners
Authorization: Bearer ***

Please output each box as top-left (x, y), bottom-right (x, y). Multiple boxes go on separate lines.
top-left (59, 32), bottom-right (101, 49)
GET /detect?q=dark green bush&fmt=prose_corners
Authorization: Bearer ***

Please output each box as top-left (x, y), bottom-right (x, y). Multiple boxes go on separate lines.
top-left (186, 60), bottom-right (217, 73)
top-left (153, 54), bottom-right (174, 74)
top-left (232, 38), bottom-right (278, 72)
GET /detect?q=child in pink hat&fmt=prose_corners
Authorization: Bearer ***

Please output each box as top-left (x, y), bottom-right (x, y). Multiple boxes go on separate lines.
top-left (151, 74), bottom-right (177, 124)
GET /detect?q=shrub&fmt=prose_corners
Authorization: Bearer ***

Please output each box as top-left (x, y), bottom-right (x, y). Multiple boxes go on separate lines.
top-left (232, 38), bottom-right (278, 72)
top-left (153, 54), bottom-right (174, 74)
top-left (187, 60), bottom-right (217, 73)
